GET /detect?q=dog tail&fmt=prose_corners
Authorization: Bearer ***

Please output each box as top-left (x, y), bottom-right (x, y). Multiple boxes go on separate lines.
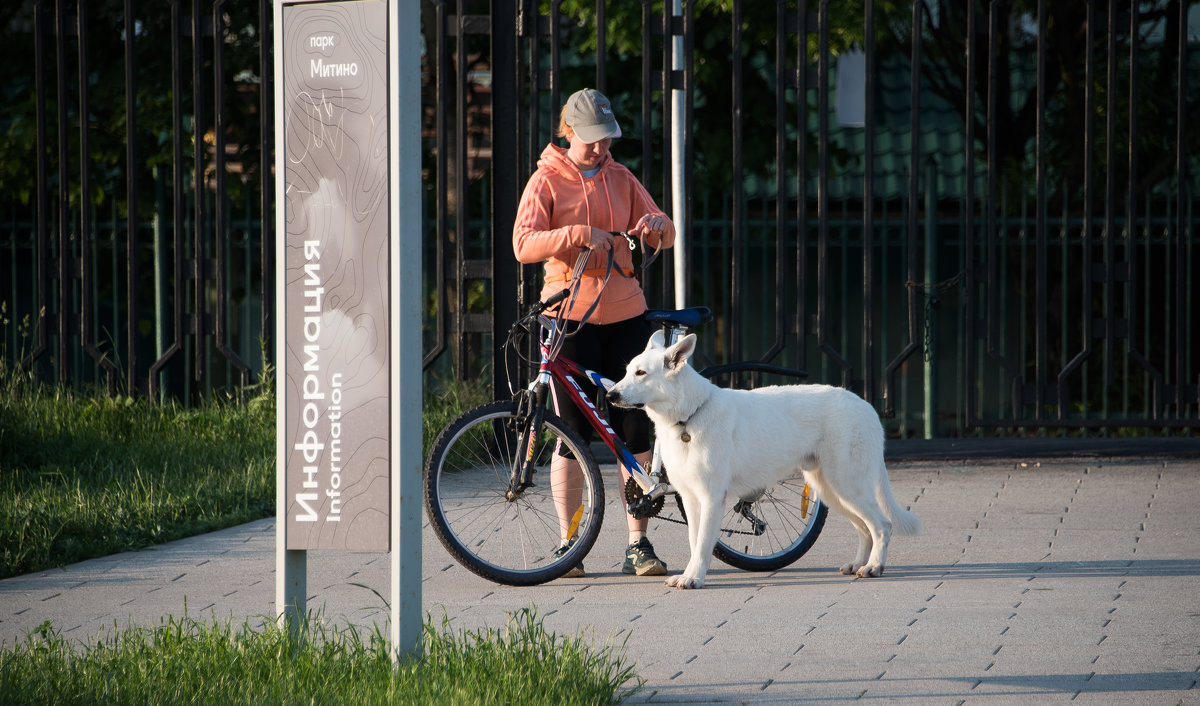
top-left (879, 476), bottom-right (922, 536)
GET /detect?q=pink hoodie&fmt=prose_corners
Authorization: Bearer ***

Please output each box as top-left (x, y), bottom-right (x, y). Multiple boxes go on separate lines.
top-left (513, 143), bottom-right (675, 324)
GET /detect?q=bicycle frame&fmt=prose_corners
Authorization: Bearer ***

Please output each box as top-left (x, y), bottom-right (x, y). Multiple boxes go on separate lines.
top-left (522, 314), bottom-right (671, 509)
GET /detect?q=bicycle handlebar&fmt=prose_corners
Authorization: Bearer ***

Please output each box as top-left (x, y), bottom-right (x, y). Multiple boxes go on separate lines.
top-left (530, 288), bottom-right (570, 315)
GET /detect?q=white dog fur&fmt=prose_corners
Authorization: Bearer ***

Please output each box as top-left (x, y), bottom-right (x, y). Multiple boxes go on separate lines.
top-left (607, 331), bottom-right (921, 589)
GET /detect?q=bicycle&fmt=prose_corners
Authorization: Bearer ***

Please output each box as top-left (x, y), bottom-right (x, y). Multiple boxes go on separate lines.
top-left (423, 248), bottom-right (828, 586)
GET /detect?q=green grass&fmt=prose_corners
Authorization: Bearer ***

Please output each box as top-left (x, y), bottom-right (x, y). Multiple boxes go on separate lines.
top-left (0, 609), bottom-right (641, 705)
top-left (0, 368), bottom-right (638, 703)
top-left (422, 375), bottom-right (492, 456)
top-left (0, 382), bottom-right (275, 580)
top-left (0, 364), bottom-right (489, 580)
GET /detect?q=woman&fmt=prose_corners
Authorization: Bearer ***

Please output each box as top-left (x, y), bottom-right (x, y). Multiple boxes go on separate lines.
top-left (513, 88), bottom-right (676, 578)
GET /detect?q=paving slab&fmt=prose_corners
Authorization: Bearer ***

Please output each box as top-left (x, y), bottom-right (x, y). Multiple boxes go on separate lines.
top-left (1, 457), bottom-right (1198, 704)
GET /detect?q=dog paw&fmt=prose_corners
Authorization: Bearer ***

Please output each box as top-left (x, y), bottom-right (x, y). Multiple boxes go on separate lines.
top-left (839, 562), bottom-right (860, 576)
top-left (665, 574), bottom-right (705, 589)
top-left (855, 564), bottom-right (884, 578)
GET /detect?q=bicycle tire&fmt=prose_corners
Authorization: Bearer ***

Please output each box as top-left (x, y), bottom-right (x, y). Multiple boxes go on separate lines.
top-left (424, 400), bottom-right (605, 586)
top-left (700, 362), bottom-right (829, 572)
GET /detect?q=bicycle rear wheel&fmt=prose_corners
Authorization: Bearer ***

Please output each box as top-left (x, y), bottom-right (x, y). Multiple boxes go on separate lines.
top-left (711, 478), bottom-right (828, 571)
top-left (700, 362), bottom-right (828, 571)
top-left (424, 400), bottom-right (604, 586)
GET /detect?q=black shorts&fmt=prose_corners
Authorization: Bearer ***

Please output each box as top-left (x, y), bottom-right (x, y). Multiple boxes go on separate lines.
top-left (550, 316), bottom-right (654, 456)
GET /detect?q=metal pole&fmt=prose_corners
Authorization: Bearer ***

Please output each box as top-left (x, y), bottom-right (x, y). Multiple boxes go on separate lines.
top-left (671, 0), bottom-right (687, 308)
top-left (271, 0), bottom-right (306, 640)
top-left (391, 0), bottom-right (423, 661)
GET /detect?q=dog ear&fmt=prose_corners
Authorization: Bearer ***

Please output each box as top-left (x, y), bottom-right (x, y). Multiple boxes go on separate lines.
top-left (648, 329), bottom-right (666, 349)
top-left (664, 333), bottom-right (697, 371)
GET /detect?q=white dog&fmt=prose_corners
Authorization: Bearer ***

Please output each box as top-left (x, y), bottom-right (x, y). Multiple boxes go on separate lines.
top-left (607, 331), bottom-right (921, 589)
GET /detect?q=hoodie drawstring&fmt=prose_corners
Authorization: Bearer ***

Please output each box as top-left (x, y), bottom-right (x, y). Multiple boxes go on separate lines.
top-left (601, 172), bottom-right (616, 232)
top-left (544, 168), bottom-right (632, 283)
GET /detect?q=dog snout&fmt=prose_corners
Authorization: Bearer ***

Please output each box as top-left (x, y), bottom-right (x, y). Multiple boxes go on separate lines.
top-left (606, 388), bottom-right (641, 409)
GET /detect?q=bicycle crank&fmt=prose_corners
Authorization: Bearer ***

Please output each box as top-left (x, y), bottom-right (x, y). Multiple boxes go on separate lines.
top-left (624, 477), bottom-right (666, 520)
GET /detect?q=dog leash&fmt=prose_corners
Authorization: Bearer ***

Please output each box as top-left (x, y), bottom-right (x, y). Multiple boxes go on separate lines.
top-left (614, 230), bottom-right (663, 285)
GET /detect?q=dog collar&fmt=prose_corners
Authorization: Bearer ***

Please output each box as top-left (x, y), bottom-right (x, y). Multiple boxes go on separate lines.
top-left (674, 392), bottom-right (712, 443)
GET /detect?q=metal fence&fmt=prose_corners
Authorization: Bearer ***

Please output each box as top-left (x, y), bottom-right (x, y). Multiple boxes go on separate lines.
top-left (482, 0), bottom-right (1199, 434)
top-left (1, 0), bottom-right (272, 404)
top-left (2, 0), bottom-right (1197, 434)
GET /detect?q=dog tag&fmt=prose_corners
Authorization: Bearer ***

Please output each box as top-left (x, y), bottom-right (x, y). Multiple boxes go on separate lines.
top-left (680, 431), bottom-right (691, 443)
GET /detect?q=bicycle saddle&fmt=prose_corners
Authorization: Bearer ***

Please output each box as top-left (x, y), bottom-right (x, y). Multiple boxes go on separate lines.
top-left (644, 307), bottom-right (714, 328)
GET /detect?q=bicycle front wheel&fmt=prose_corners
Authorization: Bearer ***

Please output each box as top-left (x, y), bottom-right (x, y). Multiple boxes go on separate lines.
top-left (424, 401), bottom-right (604, 586)
top-left (700, 361), bottom-right (828, 571)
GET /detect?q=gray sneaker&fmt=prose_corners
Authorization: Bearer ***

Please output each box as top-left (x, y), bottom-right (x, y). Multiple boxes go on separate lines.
top-left (622, 537), bottom-right (667, 576)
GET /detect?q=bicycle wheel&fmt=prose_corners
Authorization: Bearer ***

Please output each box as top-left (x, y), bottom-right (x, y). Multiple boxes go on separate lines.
top-left (700, 362), bottom-right (828, 571)
top-left (709, 478), bottom-right (828, 571)
top-left (424, 400), bottom-right (604, 586)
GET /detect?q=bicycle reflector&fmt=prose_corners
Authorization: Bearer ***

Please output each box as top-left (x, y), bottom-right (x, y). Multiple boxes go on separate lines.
top-left (568, 504), bottom-right (585, 539)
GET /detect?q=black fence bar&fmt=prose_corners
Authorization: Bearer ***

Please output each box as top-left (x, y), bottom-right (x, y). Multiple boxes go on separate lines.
top-left (491, 0), bottom-right (519, 397)
top-left (861, 0), bottom-right (876, 405)
top-left (212, 1), bottom-right (250, 393)
top-left (452, 2), bottom-right (466, 379)
top-left (29, 0), bottom-right (50, 370)
top-left (424, 0), bottom-right (448, 372)
top-left (1175, 0), bottom-right (1190, 418)
top-left (54, 0), bottom-right (69, 384)
top-left (729, 0), bottom-right (743, 366)
top-left (258, 0), bottom-right (273, 368)
top-left (765, 0), bottom-right (787, 367)
top-left (1055, 0), bottom-right (1095, 421)
top-left (794, 0), bottom-right (808, 379)
top-left (1033, 0), bottom-right (1047, 421)
top-left (124, 0), bottom-right (139, 393)
top-left (882, 0), bottom-right (923, 414)
top-left (77, 0), bottom-right (116, 395)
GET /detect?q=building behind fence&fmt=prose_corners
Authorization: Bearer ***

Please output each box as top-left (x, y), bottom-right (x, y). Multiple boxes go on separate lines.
top-left (1, 1), bottom-right (1197, 435)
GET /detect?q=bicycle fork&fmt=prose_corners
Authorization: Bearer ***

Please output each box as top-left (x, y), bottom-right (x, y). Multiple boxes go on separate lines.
top-left (505, 381), bottom-right (547, 500)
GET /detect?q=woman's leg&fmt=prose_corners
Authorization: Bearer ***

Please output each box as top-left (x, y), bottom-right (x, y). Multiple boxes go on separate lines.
top-left (551, 453), bottom-right (585, 543)
top-left (620, 450), bottom-right (653, 538)
top-left (548, 324), bottom-right (598, 544)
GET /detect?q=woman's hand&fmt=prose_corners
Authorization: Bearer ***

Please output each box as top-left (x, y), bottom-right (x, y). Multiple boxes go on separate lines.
top-left (630, 213), bottom-right (668, 236)
top-left (587, 227), bottom-right (615, 252)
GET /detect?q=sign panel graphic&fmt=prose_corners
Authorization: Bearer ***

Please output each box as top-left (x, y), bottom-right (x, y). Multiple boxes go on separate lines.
top-left (282, 0), bottom-right (389, 550)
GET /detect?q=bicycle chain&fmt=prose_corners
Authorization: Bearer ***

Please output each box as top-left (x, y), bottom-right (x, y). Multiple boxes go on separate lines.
top-left (622, 478), bottom-right (762, 536)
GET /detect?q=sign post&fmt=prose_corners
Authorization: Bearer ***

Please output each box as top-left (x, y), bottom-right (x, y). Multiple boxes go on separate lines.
top-left (274, 0), bottom-right (422, 657)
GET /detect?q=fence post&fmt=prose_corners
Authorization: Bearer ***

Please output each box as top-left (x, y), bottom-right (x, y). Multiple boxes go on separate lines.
top-left (923, 157), bottom-right (938, 439)
top-left (491, 0), bottom-right (520, 396)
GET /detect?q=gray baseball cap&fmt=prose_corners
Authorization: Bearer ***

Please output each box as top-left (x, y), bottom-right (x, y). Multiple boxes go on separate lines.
top-left (563, 88), bottom-right (622, 143)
